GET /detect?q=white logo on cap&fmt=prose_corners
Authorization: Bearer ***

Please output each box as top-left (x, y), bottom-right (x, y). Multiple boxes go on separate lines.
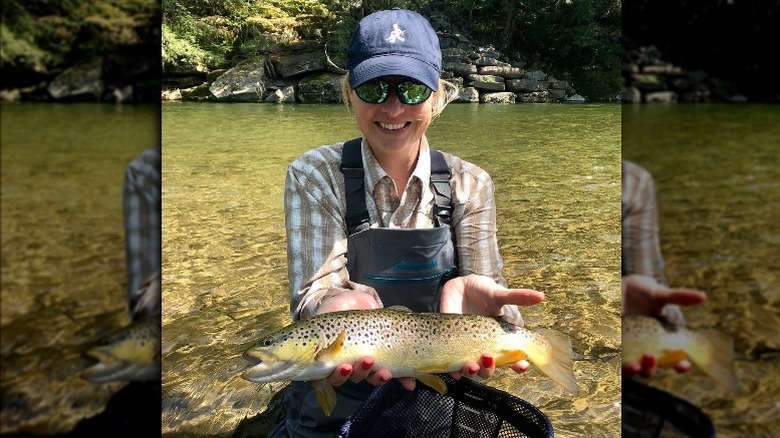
top-left (386, 23), bottom-right (405, 43)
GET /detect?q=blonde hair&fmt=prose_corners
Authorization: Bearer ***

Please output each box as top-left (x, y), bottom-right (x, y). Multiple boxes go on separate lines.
top-left (340, 74), bottom-right (459, 121)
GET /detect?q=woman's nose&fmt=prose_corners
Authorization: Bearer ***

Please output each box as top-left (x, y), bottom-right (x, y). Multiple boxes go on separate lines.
top-left (380, 89), bottom-right (404, 116)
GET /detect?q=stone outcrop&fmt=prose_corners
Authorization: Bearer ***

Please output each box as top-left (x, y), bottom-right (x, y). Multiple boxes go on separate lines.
top-left (163, 32), bottom-right (584, 104)
top-left (621, 46), bottom-right (748, 103)
top-left (1, 45), bottom-right (161, 103)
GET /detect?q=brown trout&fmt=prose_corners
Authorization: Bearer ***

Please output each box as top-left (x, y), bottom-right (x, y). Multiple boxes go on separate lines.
top-left (622, 315), bottom-right (739, 392)
top-left (242, 307), bottom-right (578, 416)
top-left (81, 318), bottom-right (161, 383)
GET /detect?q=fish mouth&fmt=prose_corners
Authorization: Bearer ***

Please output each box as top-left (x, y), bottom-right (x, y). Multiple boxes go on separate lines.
top-left (243, 348), bottom-right (278, 365)
top-left (241, 349), bottom-right (300, 383)
top-left (81, 357), bottom-right (160, 383)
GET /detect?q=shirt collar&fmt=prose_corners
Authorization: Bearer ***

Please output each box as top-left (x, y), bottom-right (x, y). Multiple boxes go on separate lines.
top-left (361, 136), bottom-right (431, 192)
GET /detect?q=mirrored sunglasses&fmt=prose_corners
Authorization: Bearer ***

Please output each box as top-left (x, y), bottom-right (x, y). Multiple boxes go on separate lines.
top-left (354, 79), bottom-right (433, 105)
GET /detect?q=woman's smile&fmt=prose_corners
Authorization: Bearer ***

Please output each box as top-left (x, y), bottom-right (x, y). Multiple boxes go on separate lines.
top-left (376, 121), bottom-right (411, 131)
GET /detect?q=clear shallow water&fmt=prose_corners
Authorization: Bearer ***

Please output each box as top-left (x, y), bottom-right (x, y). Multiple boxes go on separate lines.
top-left (622, 104), bottom-right (780, 437)
top-left (1, 103), bottom-right (159, 434)
top-left (161, 102), bottom-right (622, 437)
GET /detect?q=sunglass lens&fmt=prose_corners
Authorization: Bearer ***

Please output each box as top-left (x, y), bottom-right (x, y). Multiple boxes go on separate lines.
top-left (398, 82), bottom-right (432, 105)
top-left (356, 81), bottom-right (388, 103)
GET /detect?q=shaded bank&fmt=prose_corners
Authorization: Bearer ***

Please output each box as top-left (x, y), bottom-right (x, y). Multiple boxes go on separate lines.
top-left (1, 381), bottom-right (161, 438)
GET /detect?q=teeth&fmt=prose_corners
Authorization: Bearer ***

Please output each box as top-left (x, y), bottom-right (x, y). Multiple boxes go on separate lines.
top-left (379, 122), bottom-right (406, 130)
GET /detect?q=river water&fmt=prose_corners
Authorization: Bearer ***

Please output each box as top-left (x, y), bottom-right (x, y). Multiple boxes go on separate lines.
top-left (160, 102), bottom-right (622, 437)
top-left (0, 103), bottom-right (159, 435)
top-left (3, 101), bottom-right (774, 438)
top-left (622, 104), bottom-right (780, 437)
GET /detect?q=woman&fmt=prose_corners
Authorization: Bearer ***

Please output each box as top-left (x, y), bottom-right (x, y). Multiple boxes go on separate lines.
top-left (279, 9), bottom-right (545, 437)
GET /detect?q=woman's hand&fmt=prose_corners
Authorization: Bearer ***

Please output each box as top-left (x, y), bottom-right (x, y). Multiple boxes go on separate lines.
top-left (622, 274), bottom-right (707, 378)
top-left (440, 274), bottom-right (545, 380)
top-left (622, 274), bottom-right (707, 321)
top-left (316, 290), bottom-right (418, 390)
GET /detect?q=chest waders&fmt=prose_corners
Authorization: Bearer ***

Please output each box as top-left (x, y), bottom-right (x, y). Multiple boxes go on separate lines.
top-left (279, 138), bottom-right (459, 438)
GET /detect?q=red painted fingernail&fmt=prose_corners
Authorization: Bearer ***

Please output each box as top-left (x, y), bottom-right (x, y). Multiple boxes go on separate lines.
top-left (362, 359), bottom-right (374, 370)
top-left (640, 354), bottom-right (656, 369)
top-left (340, 366), bottom-right (351, 376)
top-left (481, 355), bottom-right (494, 368)
top-left (379, 374), bottom-right (390, 383)
top-left (468, 364), bottom-right (479, 375)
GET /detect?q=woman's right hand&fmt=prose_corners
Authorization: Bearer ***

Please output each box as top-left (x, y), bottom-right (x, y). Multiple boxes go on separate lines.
top-left (316, 290), bottom-right (418, 391)
top-left (622, 274), bottom-right (707, 378)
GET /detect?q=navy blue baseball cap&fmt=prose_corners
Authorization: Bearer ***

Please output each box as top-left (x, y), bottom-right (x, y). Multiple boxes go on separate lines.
top-left (347, 9), bottom-right (442, 91)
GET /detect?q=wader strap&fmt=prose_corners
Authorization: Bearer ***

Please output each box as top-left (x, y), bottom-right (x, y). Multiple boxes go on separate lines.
top-left (340, 138), bottom-right (453, 235)
top-left (430, 150), bottom-right (452, 227)
top-left (341, 138), bottom-right (370, 235)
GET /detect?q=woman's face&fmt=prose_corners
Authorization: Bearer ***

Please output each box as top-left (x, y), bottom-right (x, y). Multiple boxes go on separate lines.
top-left (349, 77), bottom-right (434, 157)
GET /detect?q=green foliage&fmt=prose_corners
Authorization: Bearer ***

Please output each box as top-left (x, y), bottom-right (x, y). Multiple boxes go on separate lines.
top-left (0, 22), bottom-right (56, 68)
top-left (440, 0), bottom-right (620, 99)
top-left (1, 0), bottom-right (159, 72)
top-left (2, 0), bottom-right (621, 98)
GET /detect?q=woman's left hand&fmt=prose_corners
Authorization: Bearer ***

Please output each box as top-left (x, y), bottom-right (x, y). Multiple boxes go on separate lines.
top-left (440, 274), bottom-right (545, 379)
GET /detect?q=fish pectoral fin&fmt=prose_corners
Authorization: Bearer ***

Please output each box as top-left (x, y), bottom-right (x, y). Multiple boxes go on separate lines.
top-left (494, 350), bottom-right (527, 368)
top-left (416, 373), bottom-right (447, 395)
top-left (314, 331), bottom-right (345, 363)
top-left (312, 379), bottom-right (338, 417)
top-left (656, 349), bottom-right (688, 366)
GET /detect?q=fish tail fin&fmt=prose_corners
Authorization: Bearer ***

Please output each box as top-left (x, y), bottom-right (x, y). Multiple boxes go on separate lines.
top-left (527, 329), bottom-right (579, 395)
top-left (687, 329), bottom-right (739, 393)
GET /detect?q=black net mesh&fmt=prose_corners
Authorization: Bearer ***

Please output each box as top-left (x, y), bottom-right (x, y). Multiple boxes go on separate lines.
top-left (622, 377), bottom-right (716, 438)
top-left (338, 374), bottom-right (553, 438)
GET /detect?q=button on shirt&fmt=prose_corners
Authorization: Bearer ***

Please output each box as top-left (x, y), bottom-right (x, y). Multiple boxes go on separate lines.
top-left (284, 137), bottom-right (514, 321)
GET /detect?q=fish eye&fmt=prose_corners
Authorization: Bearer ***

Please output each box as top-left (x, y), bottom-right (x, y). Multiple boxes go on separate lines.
top-left (262, 339), bottom-right (272, 347)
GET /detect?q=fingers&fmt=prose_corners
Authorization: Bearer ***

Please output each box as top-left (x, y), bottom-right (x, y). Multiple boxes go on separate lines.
top-left (622, 354), bottom-right (658, 379)
top-left (365, 368), bottom-right (392, 386)
top-left (326, 363), bottom-right (353, 386)
top-left (659, 288), bottom-right (707, 307)
top-left (639, 354), bottom-right (658, 378)
top-left (348, 357), bottom-right (375, 383)
top-left (398, 377), bottom-right (417, 391)
top-left (453, 355), bottom-right (509, 380)
top-left (673, 359), bottom-right (692, 373)
top-left (510, 360), bottom-right (530, 373)
top-left (498, 288), bottom-right (545, 307)
top-left (451, 360), bottom-right (480, 380)
top-left (327, 357), bottom-right (388, 387)
top-left (624, 355), bottom-right (691, 378)
top-left (478, 354), bottom-right (496, 378)
top-left (623, 361), bottom-right (642, 377)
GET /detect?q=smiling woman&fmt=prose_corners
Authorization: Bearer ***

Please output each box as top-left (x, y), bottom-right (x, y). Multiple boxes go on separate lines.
top-left (160, 99), bottom-right (622, 438)
top-left (275, 8), bottom-right (565, 437)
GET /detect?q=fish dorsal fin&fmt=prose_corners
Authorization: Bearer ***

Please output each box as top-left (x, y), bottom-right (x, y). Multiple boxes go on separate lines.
top-left (385, 305), bottom-right (413, 313)
top-left (315, 330), bottom-right (345, 363)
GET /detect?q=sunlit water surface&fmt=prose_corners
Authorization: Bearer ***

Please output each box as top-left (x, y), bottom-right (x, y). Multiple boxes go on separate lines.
top-left (1, 103), bottom-right (159, 434)
top-left (623, 104), bottom-right (780, 437)
top-left (161, 102), bottom-right (622, 437)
